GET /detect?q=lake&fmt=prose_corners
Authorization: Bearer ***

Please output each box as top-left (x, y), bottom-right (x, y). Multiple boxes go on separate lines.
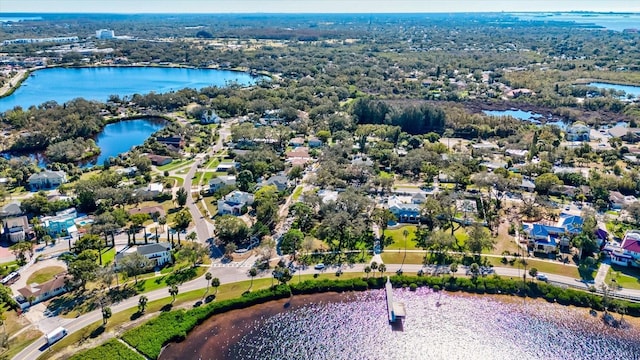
top-left (514, 13), bottom-right (640, 32)
top-left (484, 109), bottom-right (545, 123)
top-left (0, 66), bottom-right (261, 112)
top-left (587, 82), bottom-right (640, 98)
top-left (160, 289), bottom-right (640, 360)
top-left (4, 118), bottom-right (166, 167)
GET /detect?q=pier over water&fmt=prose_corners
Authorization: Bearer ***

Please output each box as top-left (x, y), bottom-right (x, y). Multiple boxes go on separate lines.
top-left (385, 277), bottom-right (406, 323)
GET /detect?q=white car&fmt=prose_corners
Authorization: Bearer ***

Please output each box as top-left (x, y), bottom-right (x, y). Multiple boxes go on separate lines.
top-left (314, 263), bottom-right (325, 270)
top-left (536, 273), bottom-right (548, 281)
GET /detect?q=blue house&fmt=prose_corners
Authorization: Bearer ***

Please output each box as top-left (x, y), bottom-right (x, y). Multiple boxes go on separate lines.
top-left (525, 213), bottom-right (583, 254)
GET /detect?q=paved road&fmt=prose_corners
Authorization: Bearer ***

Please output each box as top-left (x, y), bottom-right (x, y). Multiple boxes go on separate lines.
top-left (13, 258), bottom-right (640, 360)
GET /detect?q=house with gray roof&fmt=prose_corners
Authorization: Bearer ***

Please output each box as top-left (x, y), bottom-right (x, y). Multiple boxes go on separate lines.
top-left (115, 242), bottom-right (173, 268)
top-left (27, 170), bottom-right (67, 191)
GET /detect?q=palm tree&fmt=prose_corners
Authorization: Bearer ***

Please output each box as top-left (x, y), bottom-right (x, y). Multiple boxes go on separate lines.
top-left (364, 266), bottom-right (371, 279)
top-left (248, 268), bottom-right (257, 290)
top-left (169, 284), bottom-right (179, 303)
top-left (211, 277), bottom-right (220, 295)
top-left (528, 268), bottom-right (538, 283)
top-left (370, 261), bottom-right (378, 274)
top-left (378, 264), bottom-right (386, 278)
top-left (205, 272), bottom-right (212, 292)
top-left (102, 307), bottom-right (112, 325)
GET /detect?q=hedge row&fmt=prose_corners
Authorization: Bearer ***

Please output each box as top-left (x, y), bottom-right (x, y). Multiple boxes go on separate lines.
top-left (120, 275), bottom-right (640, 359)
top-left (68, 339), bottom-right (143, 360)
top-left (121, 285), bottom-right (291, 359)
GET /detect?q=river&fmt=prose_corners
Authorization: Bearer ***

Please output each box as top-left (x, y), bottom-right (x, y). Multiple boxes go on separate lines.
top-left (160, 288), bottom-right (640, 360)
top-left (0, 66), bottom-right (261, 112)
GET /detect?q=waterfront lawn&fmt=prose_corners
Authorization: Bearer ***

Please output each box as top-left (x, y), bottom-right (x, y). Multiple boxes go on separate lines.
top-left (381, 252), bottom-right (425, 265)
top-left (384, 226), bottom-right (419, 250)
top-left (69, 339), bottom-right (143, 360)
top-left (608, 265), bottom-right (640, 290)
top-left (26, 266), bottom-right (66, 285)
top-left (100, 247), bottom-right (116, 265)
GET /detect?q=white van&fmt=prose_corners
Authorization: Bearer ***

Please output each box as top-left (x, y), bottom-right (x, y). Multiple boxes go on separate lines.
top-left (46, 327), bottom-right (67, 345)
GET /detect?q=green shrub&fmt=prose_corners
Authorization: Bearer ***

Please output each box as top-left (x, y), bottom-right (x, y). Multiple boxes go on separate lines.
top-left (409, 283), bottom-right (417, 291)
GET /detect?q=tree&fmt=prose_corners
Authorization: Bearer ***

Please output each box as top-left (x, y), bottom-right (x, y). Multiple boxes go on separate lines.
top-left (236, 170), bottom-right (254, 192)
top-left (280, 229), bottom-right (304, 256)
top-left (534, 173), bottom-right (562, 195)
top-left (186, 231), bottom-right (198, 242)
top-left (169, 284), bottom-right (179, 303)
top-left (176, 187), bottom-right (188, 207)
top-left (138, 295), bottom-right (148, 313)
top-left (449, 262), bottom-right (458, 275)
top-left (378, 264), bottom-right (387, 277)
top-left (215, 215), bottom-right (249, 245)
top-left (370, 261), bottom-right (378, 275)
top-left (248, 268), bottom-right (258, 289)
top-left (177, 242), bottom-right (209, 267)
top-left (205, 272), bottom-right (212, 292)
top-left (9, 242), bottom-right (33, 266)
top-left (529, 268), bottom-right (538, 282)
top-left (67, 250), bottom-right (99, 290)
top-left (372, 208), bottom-right (396, 246)
top-left (466, 223), bottom-right (495, 255)
top-left (102, 306), bottom-right (112, 325)
top-left (288, 166), bottom-right (303, 184)
top-left (364, 266), bottom-right (371, 278)
top-left (119, 252), bottom-right (152, 284)
top-left (173, 210), bottom-right (192, 243)
top-left (97, 265), bottom-right (116, 290)
top-left (469, 263), bottom-right (480, 283)
top-left (74, 234), bottom-right (103, 254)
top-left (272, 266), bottom-right (292, 285)
top-left (211, 277), bottom-right (220, 294)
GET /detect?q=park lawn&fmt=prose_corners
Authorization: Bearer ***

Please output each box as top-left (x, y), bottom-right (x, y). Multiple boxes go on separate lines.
top-left (384, 225), bottom-right (418, 250)
top-left (167, 176), bottom-right (184, 187)
top-left (381, 252), bottom-right (425, 265)
top-left (132, 266), bottom-right (207, 294)
top-left (26, 266), bottom-right (66, 285)
top-left (608, 265), bottom-right (640, 290)
top-left (68, 339), bottom-right (143, 360)
top-left (157, 159), bottom-right (194, 172)
top-left (200, 171), bottom-right (216, 186)
top-left (205, 157), bottom-right (220, 170)
top-left (101, 247), bottom-right (116, 265)
top-left (0, 260), bottom-right (19, 276)
top-left (483, 257), bottom-right (580, 278)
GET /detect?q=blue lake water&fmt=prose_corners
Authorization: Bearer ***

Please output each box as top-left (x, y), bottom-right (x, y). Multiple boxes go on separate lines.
top-left (587, 82), bottom-right (640, 98)
top-left (484, 109), bottom-right (567, 129)
top-left (161, 289), bottom-right (640, 360)
top-left (4, 118), bottom-right (166, 167)
top-left (514, 13), bottom-right (640, 32)
top-left (0, 66), bottom-right (261, 112)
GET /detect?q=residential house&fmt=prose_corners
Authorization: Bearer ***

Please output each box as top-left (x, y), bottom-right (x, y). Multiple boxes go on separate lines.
top-left (610, 231), bottom-right (640, 267)
top-left (0, 202), bottom-right (23, 218)
top-left (520, 178), bottom-right (536, 192)
top-left (286, 147), bottom-right (312, 167)
top-left (41, 208), bottom-right (78, 237)
top-left (565, 122), bottom-right (590, 141)
top-left (147, 154), bottom-right (173, 166)
top-left (289, 137), bottom-right (305, 147)
top-left (317, 189), bottom-right (339, 204)
top-left (351, 156), bottom-right (374, 167)
top-left (134, 183), bottom-right (165, 200)
top-left (2, 216), bottom-right (31, 243)
top-left (201, 109), bottom-right (221, 124)
top-left (217, 190), bottom-right (254, 215)
top-left (260, 174), bottom-right (290, 192)
top-left (609, 191), bottom-right (637, 210)
top-left (116, 166), bottom-right (138, 177)
top-left (525, 214), bottom-right (584, 254)
top-left (216, 162), bottom-right (238, 173)
top-left (387, 196), bottom-right (422, 224)
top-left (127, 205), bottom-right (166, 220)
top-left (608, 126), bottom-right (640, 140)
top-left (16, 273), bottom-right (69, 309)
top-left (115, 242), bottom-right (173, 268)
top-left (27, 170), bottom-right (67, 191)
top-left (308, 137), bottom-right (324, 148)
top-left (209, 175), bottom-right (236, 193)
top-left (505, 149), bottom-right (528, 162)
top-left (156, 136), bottom-right (185, 148)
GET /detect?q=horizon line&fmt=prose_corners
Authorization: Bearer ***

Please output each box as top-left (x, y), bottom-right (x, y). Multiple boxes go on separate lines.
top-left (3, 10), bottom-right (640, 15)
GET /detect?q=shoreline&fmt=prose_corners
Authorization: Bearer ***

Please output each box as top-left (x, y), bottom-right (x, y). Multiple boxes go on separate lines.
top-left (0, 68), bottom-right (31, 99)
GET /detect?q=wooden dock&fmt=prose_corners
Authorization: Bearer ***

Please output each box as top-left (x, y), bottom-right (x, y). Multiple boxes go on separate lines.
top-left (385, 277), bottom-right (406, 323)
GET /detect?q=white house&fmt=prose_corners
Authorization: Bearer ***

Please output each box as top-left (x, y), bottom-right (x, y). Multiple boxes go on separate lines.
top-left (16, 273), bottom-right (69, 309)
top-left (217, 190), bottom-right (254, 215)
top-left (566, 122), bottom-right (590, 141)
top-left (610, 231), bottom-right (640, 267)
top-left (216, 162), bottom-right (238, 173)
top-left (209, 175), bottom-right (237, 192)
top-left (28, 170), bottom-right (67, 191)
top-left (115, 242), bottom-right (173, 268)
top-left (387, 196), bottom-right (421, 224)
top-left (201, 109), bottom-right (221, 124)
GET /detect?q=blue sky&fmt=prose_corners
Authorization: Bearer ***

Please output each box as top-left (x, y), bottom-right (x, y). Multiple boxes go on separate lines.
top-left (2, 0), bottom-right (640, 13)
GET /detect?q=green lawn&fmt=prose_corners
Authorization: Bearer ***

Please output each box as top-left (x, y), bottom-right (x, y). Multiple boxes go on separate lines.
top-left (167, 176), bottom-right (184, 187)
top-left (381, 252), bottom-right (425, 265)
top-left (101, 248), bottom-right (116, 265)
top-left (483, 257), bottom-right (580, 278)
top-left (384, 226), bottom-right (418, 250)
top-left (158, 159), bottom-right (194, 172)
top-left (292, 186), bottom-right (304, 201)
top-left (26, 266), bottom-right (66, 285)
top-left (205, 157), bottom-right (221, 170)
top-left (608, 265), bottom-right (640, 290)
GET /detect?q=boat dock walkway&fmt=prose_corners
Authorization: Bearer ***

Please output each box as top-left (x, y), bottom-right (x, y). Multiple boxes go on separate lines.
top-left (385, 277), bottom-right (406, 323)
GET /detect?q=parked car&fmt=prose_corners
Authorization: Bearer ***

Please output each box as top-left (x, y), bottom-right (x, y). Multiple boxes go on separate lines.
top-left (314, 263), bottom-right (325, 270)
